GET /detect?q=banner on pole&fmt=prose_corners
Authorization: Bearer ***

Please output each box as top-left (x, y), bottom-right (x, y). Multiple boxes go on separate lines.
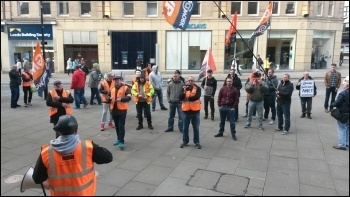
top-left (32, 41), bottom-right (49, 97)
top-left (198, 47), bottom-right (216, 81)
top-left (163, 1), bottom-right (197, 30)
top-left (249, 2), bottom-right (273, 42)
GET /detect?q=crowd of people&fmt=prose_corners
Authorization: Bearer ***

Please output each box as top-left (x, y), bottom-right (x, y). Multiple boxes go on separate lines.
top-left (7, 58), bottom-right (349, 196)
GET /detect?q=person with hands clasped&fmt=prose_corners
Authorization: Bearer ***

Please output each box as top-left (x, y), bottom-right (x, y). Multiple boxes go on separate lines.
top-left (214, 77), bottom-right (239, 141)
top-left (131, 74), bottom-right (155, 131)
top-left (47, 80), bottom-right (74, 138)
top-left (109, 75), bottom-right (132, 150)
top-left (275, 74), bottom-right (294, 135)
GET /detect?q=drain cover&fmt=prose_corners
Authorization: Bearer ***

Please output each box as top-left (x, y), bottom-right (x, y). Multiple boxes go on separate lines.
top-left (4, 175), bottom-right (24, 184)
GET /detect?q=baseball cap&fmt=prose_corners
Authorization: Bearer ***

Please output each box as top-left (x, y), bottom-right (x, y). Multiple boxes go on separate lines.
top-left (207, 69), bottom-right (213, 73)
top-left (106, 72), bottom-right (113, 78)
top-left (53, 80), bottom-right (62, 86)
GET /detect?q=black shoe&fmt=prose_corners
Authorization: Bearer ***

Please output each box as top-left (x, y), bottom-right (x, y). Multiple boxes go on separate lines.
top-left (300, 114), bottom-right (306, 118)
top-left (259, 126), bottom-right (264, 131)
top-left (148, 125), bottom-right (154, 130)
top-left (214, 133), bottom-right (223, 137)
top-left (136, 125), bottom-right (143, 130)
top-left (195, 143), bottom-right (202, 149)
top-left (83, 103), bottom-right (89, 108)
top-left (11, 106), bottom-right (16, 109)
top-left (211, 116), bottom-right (214, 121)
top-left (152, 108), bottom-right (155, 112)
top-left (244, 124), bottom-right (250, 128)
top-left (161, 107), bottom-right (168, 110)
top-left (203, 116), bottom-right (208, 119)
top-left (307, 114), bottom-right (312, 119)
top-left (180, 142), bottom-right (188, 148)
top-left (16, 104), bottom-right (21, 107)
top-left (274, 128), bottom-right (283, 131)
top-left (333, 145), bottom-right (346, 150)
top-left (165, 129), bottom-right (173, 132)
top-left (232, 135), bottom-right (237, 141)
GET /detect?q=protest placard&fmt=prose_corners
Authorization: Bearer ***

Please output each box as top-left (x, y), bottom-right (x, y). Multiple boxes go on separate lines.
top-left (300, 80), bottom-right (314, 97)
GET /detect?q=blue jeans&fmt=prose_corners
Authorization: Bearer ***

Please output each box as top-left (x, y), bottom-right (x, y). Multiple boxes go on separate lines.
top-left (247, 101), bottom-right (264, 126)
top-left (337, 120), bottom-right (349, 148)
top-left (219, 107), bottom-right (236, 136)
top-left (10, 86), bottom-right (20, 107)
top-left (112, 113), bottom-right (127, 143)
top-left (183, 112), bottom-right (200, 144)
top-left (74, 88), bottom-right (87, 108)
top-left (167, 102), bottom-right (183, 133)
top-left (277, 102), bottom-right (291, 131)
top-left (90, 87), bottom-right (101, 104)
top-left (324, 87), bottom-right (337, 110)
top-left (152, 88), bottom-right (165, 109)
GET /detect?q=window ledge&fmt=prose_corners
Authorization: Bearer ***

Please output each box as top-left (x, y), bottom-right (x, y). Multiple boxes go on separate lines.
top-left (247, 14), bottom-right (259, 16)
top-left (123, 15), bottom-right (134, 18)
top-left (80, 14), bottom-right (91, 17)
top-left (18, 14), bottom-right (30, 17)
top-left (191, 15), bottom-right (201, 17)
top-left (58, 14), bottom-right (70, 17)
top-left (147, 15), bottom-right (158, 17)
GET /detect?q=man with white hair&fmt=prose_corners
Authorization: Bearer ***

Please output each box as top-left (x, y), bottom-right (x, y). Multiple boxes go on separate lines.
top-left (330, 76), bottom-right (349, 150)
top-left (296, 71), bottom-right (317, 119)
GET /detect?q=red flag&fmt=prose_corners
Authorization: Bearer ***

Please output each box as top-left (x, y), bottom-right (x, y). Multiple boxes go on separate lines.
top-left (225, 11), bottom-right (237, 47)
top-left (198, 47), bottom-right (216, 81)
top-left (249, 2), bottom-right (273, 41)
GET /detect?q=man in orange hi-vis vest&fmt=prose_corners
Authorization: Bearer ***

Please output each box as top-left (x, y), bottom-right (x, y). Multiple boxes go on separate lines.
top-left (32, 115), bottom-right (113, 196)
top-left (47, 80), bottom-right (74, 138)
top-left (179, 76), bottom-right (202, 149)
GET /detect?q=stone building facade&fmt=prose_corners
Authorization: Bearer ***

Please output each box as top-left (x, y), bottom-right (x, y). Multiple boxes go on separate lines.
top-left (1, 1), bottom-right (345, 73)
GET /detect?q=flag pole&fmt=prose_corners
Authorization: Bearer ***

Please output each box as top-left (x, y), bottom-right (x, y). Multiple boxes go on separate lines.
top-left (212, 1), bottom-right (276, 90)
top-left (205, 46), bottom-right (210, 86)
top-left (233, 42), bottom-right (237, 70)
top-left (180, 30), bottom-right (183, 72)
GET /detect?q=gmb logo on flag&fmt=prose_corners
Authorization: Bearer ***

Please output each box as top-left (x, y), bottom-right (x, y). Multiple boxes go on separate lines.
top-left (163, 1), bottom-right (197, 30)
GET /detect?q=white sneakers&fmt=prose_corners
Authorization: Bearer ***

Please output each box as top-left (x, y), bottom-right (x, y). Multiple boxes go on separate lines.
top-left (269, 120), bottom-right (274, 125)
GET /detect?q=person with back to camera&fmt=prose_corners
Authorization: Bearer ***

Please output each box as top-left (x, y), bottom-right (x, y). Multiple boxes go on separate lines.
top-left (32, 115), bottom-right (113, 196)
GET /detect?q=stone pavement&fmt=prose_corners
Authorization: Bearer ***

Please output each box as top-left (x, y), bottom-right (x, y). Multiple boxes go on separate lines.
top-left (1, 62), bottom-right (349, 196)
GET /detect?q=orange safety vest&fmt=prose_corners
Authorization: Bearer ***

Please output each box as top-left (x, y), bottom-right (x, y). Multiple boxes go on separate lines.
top-left (41, 140), bottom-right (96, 196)
top-left (132, 82), bottom-right (153, 103)
top-left (109, 85), bottom-right (129, 110)
top-left (99, 80), bottom-right (115, 103)
top-left (22, 72), bottom-right (32, 87)
top-left (182, 86), bottom-right (201, 111)
top-left (49, 90), bottom-right (72, 116)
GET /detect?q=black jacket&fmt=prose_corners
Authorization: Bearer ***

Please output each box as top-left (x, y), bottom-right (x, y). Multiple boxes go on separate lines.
top-left (46, 89), bottom-right (74, 123)
top-left (201, 77), bottom-right (217, 97)
top-left (331, 89), bottom-right (349, 117)
top-left (9, 69), bottom-right (21, 86)
top-left (295, 76), bottom-right (317, 97)
top-left (276, 80), bottom-right (294, 103)
top-left (264, 75), bottom-right (279, 96)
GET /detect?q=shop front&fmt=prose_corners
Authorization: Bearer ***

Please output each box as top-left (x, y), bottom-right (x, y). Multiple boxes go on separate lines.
top-left (6, 24), bottom-right (53, 71)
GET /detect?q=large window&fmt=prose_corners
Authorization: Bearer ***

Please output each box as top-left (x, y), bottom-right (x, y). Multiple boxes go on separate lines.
top-left (272, 1), bottom-right (279, 15)
top-left (192, 1), bottom-right (201, 16)
top-left (166, 31), bottom-right (211, 70)
top-left (328, 1), bottom-right (334, 17)
top-left (147, 1), bottom-right (157, 16)
top-left (58, 1), bottom-right (69, 15)
top-left (18, 1), bottom-right (29, 15)
top-left (231, 2), bottom-right (241, 15)
top-left (344, 6), bottom-right (349, 18)
top-left (123, 1), bottom-right (134, 16)
top-left (80, 1), bottom-right (91, 15)
top-left (42, 1), bottom-right (51, 15)
top-left (285, 2), bottom-right (295, 14)
top-left (248, 2), bottom-right (258, 15)
top-left (317, 2), bottom-right (323, 16)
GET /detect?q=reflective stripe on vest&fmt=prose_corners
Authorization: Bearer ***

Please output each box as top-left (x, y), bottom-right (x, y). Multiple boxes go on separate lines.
top-left (109, 85), bottom-right (129, 110)
top-left (49, 90), bottom-right (72, 116)
top-left (41, 140), bottom-right (96, 196)
top-left (132, 82), bottom-right (152, 103)
top-left (100, 80), bottom-right (115, 103)
top-left (182, 86), bottom-right (201, 111)
top-left (22, 72), bottom-right (32, 87)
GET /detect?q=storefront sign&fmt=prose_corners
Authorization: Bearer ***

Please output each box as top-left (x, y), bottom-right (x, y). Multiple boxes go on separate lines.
top-left (173, 23), bottom-right (207, 30)
top-left (7, 24), bottom-right (53, 40)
